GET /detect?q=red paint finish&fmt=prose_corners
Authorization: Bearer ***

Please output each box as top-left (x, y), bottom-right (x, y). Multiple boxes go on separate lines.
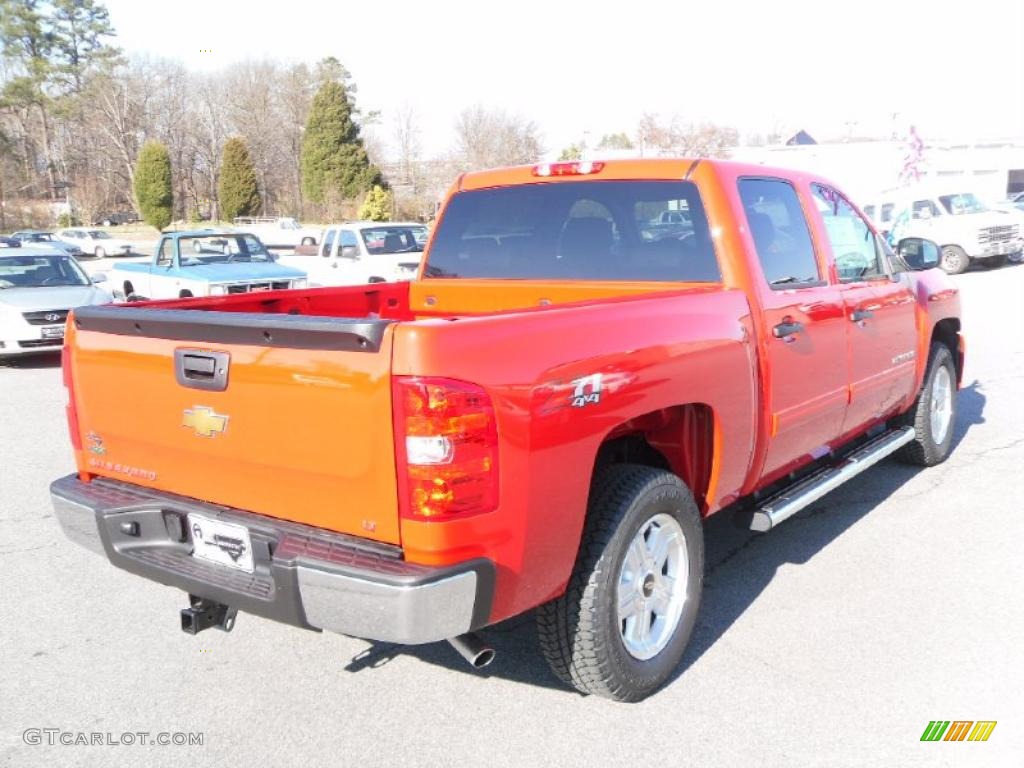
top-left (64, 158), bottom-right (963, 628)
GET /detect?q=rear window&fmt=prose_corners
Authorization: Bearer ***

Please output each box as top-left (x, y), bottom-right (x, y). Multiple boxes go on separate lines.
top-left (424, 181), bottom-right (720, 282)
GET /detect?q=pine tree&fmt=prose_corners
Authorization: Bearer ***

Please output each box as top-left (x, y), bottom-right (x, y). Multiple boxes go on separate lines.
top-left (134, 140), bottom-right (173, 230)
top-left (300, 80), bottom-right (381, 206)
top-left (218, 137), bottom-right (261, 221)
top-left (358, 185), bottom-right (392, 222)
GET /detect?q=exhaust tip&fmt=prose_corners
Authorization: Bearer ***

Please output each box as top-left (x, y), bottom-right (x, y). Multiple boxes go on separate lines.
top-left (471, 647), bottom-right (495, 668)
top-left (447, 632), bottom-right (495, 669)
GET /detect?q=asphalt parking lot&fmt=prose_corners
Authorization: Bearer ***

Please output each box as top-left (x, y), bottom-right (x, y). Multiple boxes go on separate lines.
top-left (1, 266), bottom-right (1022, 767)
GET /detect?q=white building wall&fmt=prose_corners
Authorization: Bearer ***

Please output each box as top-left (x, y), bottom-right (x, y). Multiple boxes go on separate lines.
top-left (728, 140), bottom-right (1024, 205)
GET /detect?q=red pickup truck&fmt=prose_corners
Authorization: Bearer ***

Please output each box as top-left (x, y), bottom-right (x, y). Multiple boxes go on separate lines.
top-left (53, 159), bottom-right (962, 701)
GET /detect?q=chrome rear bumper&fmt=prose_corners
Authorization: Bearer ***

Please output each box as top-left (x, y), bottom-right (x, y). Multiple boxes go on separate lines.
top-left (51, 474), bottom-right (494, 644)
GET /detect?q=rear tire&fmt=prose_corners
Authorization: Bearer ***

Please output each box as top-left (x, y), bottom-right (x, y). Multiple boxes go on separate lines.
top-left (94, 246), bottom-right (106, 259)
top-left (179, 289), bottom-right (193, 298)
top-left (895, 342), bottom-right (958, 466)
top-left (123, 281), bottom-right (134, 297)
top-left (301, 236), bottom-right (315, 246)
top-left (537, 464), bottom-right (703, 702)
top-left (940, 245), bottom-right (969, 274)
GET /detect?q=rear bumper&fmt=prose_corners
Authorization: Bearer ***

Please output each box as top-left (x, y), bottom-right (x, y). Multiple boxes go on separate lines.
top-left (51, 474), bottom-right (494, 644)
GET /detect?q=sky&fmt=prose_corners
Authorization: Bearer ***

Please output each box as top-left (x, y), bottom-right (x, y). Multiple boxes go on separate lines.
top-left (103, 0), bottom-right (1024, 160)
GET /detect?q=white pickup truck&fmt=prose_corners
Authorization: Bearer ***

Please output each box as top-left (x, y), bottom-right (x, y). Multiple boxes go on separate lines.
top-left (277, 221), bottom-right (426, 286)
top-left (231, 217), bottom-right (320, 249)
top-left (885, 189), bottom-right (1023, 274)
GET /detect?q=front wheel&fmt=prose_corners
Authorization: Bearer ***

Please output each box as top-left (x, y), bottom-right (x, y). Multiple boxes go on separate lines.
top-left (940, 245), bottom-right (969, 274)
top-left (895, 342), bottom-right (958, 466)
top-left (94, 246), bottom-right (106, 260)
top-left (537, 464), bottom-right (703, 702)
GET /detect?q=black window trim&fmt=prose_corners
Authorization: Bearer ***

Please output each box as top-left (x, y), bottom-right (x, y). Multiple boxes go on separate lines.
top-left (737, 175), bottom-right (827, 291)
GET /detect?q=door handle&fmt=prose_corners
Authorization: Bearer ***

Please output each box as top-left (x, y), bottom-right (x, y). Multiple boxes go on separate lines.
top-left (772, 320), bottom-right (804, 338)
top-left (850, 308), bottom-right (874, 322)
top-left (174, 349), bottom-right (230, 391)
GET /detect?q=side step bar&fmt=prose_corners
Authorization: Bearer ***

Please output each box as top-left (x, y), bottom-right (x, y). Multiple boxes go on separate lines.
top-left (750, 427), bottom-right (916, 533)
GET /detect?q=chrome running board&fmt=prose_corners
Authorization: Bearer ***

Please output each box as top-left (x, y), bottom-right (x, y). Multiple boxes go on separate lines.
top-left (750, 427), bottom-right (916, 532)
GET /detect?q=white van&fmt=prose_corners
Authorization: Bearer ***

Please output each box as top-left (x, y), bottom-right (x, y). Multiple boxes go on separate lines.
top-left (277, 221), bottom-right (427, 286)
top-left (871, 188), bottom-right (1022, 274)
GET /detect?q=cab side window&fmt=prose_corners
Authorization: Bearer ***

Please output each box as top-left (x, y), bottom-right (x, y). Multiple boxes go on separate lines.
top-left (155, 239), bottom-right (172, 267)
top-left (912, 199), bottom-right (941, 219)
top-left (811, 183), bottom-right (886, 281)
top-left (321, 229), bottom-right (336, 257)
top-left (738, 178), bottom-right (820, 287)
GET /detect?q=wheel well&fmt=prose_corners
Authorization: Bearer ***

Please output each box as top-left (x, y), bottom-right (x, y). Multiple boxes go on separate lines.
top-left (932, 317), bottom-right (962, 380)
top-left (593, 403), bottom-right (715, 512)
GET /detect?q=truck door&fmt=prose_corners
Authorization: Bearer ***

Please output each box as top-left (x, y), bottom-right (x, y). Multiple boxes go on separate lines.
top-left (809, 183), bottom-right (918, 434)
top-left (149, 238), bottom-right (173, 296)
top-left (738, 177), bottom-right (850, 478)
top-left (336, 229), bottom-right (363, 284)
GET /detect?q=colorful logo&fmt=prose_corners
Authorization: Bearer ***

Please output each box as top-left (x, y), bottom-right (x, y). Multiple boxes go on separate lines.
top-left (920, 721), bottom-right (997, 742)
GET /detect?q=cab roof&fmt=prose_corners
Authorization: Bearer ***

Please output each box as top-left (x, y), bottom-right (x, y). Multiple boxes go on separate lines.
top-left (454, 157), bottom-right (832, 192)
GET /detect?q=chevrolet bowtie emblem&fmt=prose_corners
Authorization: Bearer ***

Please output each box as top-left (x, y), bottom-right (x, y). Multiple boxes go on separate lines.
top-left (182, 406), bottom-right (228, 438)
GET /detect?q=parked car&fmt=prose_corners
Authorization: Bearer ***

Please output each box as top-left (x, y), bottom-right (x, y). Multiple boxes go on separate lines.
top-left (91, 211), bottom-right (139, 226)
top-left (885, 188), bottom-right (1023, 273)
top-left (56, 229), bottom-right (134, 259)
top-left (11, 230), bottom-right (87, 259)
top-left (109, 230), bottom-right (307, 300)
top-left (0, 247), bottom-right (112, 356)
top-left (277, 221), bottom-right (426, 286)
top-left (231, 216), bottom-right (320, 249)
top-left (0, 236), bottom-right (22, 248)
top-left (52, 158), bottom-right (961, 702)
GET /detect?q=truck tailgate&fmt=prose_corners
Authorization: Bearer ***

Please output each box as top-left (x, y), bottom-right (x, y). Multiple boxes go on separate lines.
top-left (66, 307), bottom-right (401, 544)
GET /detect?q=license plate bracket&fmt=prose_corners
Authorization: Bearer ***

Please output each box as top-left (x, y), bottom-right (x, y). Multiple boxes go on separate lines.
top-left (187, 513), bottom-right (254, 573)
top-left (41, 325), bottom-right (65, 339)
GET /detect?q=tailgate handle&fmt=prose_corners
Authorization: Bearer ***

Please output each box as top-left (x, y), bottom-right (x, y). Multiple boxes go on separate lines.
top-left (174, 349), bottom-right (230, 391)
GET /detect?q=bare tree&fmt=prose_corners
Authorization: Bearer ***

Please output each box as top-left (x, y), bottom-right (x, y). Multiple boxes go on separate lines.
top-left (391, 102), bottom-right (421, 185)
top-left (454, 106), bottom-right (543, 170)
top-left (637, 113), bottom-right (738, 158)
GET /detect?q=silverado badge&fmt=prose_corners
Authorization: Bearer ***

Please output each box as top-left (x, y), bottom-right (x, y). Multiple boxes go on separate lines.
top-left (182, 406), bottom-right (229, 438)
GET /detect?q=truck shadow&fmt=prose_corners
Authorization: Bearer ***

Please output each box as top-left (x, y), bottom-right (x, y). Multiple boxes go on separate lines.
top-left (0, 351), bottom-right (62, 369)
top-left (343, 382), bottom-right (986, 698)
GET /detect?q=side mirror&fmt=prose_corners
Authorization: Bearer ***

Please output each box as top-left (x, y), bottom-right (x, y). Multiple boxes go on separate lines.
top-left (340, 245), bottom-right (359, 259)
top-left (91, 273), bottom-right (108, 284)
top-left (896, 237), bottom-right (940, 271)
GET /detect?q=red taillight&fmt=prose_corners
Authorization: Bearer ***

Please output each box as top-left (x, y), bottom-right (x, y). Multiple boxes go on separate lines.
top-left (532, 161), bottom-right (605, 177)
top-left (392, 377), bottom-right (499, 521)
top-left (62, 344), bottom-right (82, 451)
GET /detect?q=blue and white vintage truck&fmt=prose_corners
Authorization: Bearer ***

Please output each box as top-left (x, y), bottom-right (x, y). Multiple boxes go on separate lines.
top-left (110, 230), bottom-right (307, 300)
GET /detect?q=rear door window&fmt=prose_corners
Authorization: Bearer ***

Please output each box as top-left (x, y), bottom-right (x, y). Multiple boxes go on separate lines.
top-left (425, 180), bottom-right (720, 281)
top-left (737, 178), bottom-right (820, 287)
